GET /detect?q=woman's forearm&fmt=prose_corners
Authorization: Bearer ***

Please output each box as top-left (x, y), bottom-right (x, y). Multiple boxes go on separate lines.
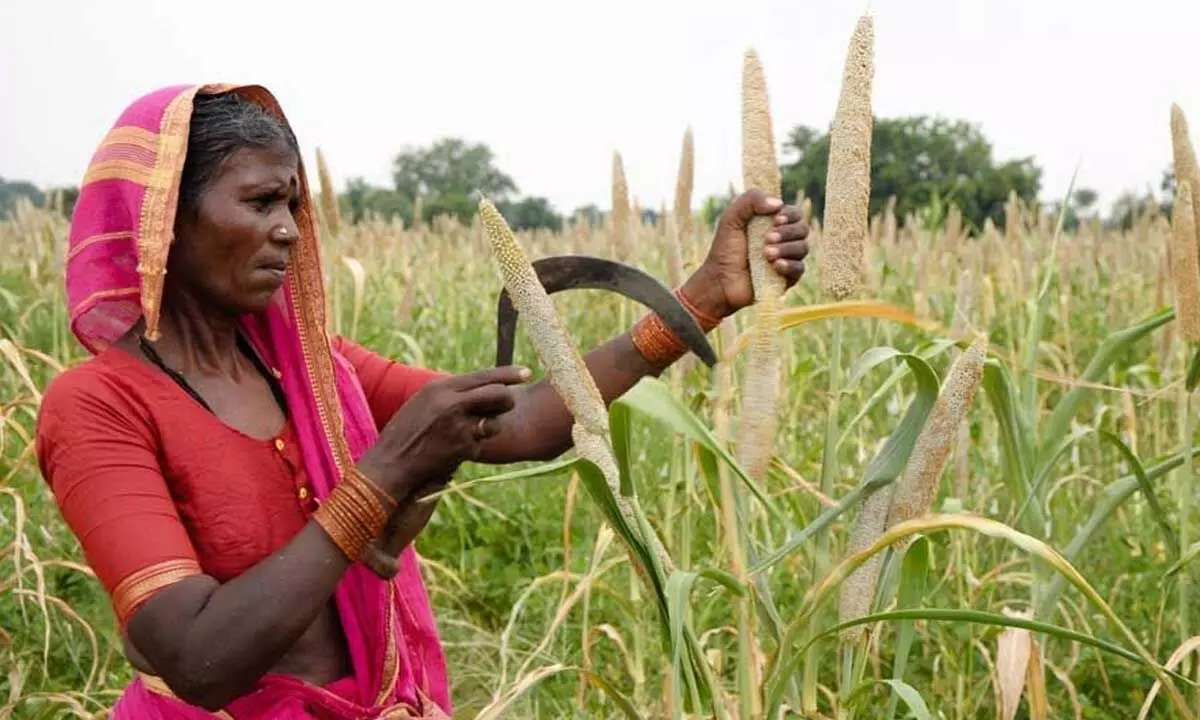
top-left (127, 520), bottom-right (353, 710)
top-left (480, 332), bottom-right (661, 464)
top-left (479, 270), bottom-right (728, 465)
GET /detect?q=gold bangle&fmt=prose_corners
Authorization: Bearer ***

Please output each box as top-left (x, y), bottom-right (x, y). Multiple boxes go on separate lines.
top-left (313, 471), bottom-right (390, 561)
top-left (348, 466), bottom-right (397, 511)
top-left (631, 313), bottom-right (688, 367)
top-left (631, 288), bottom-right (721, 367)
top-left (674, 288), bottom-right (722, 332)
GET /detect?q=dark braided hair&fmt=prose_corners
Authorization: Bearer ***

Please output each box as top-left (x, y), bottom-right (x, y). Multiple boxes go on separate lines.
top-left (177, 91), bottom-right (300, 219)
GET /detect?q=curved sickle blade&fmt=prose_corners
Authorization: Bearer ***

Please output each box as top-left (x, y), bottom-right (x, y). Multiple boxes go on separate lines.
top-left (495, 254), bottom-right (717, 369)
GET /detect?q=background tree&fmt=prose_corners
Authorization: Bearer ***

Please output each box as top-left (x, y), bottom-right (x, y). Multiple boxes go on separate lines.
top-left (698, 185), bottom-right (738, 230)
top-left (496, 196), bottom-right (562, 232)
top-left (1073, 187), bottom-right (1099, 215)
top-left (1158, 167), bottom-right (1179, 218)
top-left (570, 204), bottom-right (603, 228)
top-left (0, 178), bottom-right (45, 217)
top-left (391, 138), bottom-right (517, 224)
top-left (780, 115), bottom-right (1042, 235)
top-left (341, 177), bottom-right (411, 224)
top-left (0, 179), bottom-right (78, 219)
top-left (1048, 187), bottom-right (1100, 233)
top-left (51, 186), bottom-right (79, 219)
top-left (342, 177), bottom-right (373, 224)
top-left (1104, 189), bottom-right (1162, 231)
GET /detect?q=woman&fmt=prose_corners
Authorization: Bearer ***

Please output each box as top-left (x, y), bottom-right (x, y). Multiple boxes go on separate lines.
top-left (35, 83), bottom-right (811, 718)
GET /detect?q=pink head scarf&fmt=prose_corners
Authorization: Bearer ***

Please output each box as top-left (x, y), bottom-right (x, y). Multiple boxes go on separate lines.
top-left (66, 84), bottom-right (451, 718)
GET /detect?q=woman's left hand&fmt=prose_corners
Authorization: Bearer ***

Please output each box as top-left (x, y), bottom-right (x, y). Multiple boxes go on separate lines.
top-left (680, 188), bottom-right (810, 320)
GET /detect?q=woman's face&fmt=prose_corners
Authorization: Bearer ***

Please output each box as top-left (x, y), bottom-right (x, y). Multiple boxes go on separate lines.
top-left (168, 143), bottom-right (301, 317)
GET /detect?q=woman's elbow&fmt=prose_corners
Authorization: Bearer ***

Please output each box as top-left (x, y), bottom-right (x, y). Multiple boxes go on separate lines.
top-left (150, 646), bottom-right (254, 711)
top-left (161, 672), bottom-right (248, 712)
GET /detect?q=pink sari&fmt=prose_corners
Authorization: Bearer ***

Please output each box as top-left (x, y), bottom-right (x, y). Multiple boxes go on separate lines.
top-left (66, 84), bottom-right (451, 719)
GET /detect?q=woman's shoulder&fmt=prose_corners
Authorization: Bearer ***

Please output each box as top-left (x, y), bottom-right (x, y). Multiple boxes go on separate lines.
top-left (38, 349), bottom-right (155, 440)
top-left (42, 347), bottom-right (136, 400)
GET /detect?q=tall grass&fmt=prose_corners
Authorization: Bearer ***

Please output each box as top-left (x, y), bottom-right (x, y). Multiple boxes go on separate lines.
top-left (1, 170), bottom-right (1194, 717)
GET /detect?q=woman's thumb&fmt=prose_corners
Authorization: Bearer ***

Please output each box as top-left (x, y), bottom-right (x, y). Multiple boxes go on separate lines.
top-left (723, 188), bottom-right (783, 228)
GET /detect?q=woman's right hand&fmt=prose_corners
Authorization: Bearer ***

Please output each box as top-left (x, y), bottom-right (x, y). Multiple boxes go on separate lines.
top-left (356, 365), bottom-right (532, 501)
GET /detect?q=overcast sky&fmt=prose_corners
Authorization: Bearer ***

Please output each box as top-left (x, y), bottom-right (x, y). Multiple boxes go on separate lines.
top-left (2, 0), bottom-right (1197, 215)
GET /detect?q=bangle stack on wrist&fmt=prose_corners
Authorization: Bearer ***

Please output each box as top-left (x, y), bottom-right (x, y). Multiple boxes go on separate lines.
top-left (630, 287), bottom-right (722, 367)
top-left (313, 468), bottom-right (397, 561)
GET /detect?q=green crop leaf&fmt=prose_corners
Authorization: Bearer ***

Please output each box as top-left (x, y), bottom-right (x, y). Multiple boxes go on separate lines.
top-left (616, 377), bottom-right (780, 524)
top-left (1039, 307), bottom-right (1174, 462)
top-left (1187, 343), bottom-right (1200, 392)
top-left (1037, 448), bottom-right (1200, 618)
top-left (1100, 430), bottom-right (1177, 553)
top-left (752, 350), bottom-right (940, 575)
top-left (886, 536), bottom-right (933, 720)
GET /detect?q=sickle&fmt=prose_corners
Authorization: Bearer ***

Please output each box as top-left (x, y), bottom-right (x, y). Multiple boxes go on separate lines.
top-left (495, 254), bottom-right (717, 368)
top-left (360, 255), bottom-right (717, 580)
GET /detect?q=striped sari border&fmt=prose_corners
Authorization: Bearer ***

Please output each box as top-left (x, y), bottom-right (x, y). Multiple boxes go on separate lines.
top-left (138, 674), bottom-right (236, 718)
top-left (67, 230), bottom-right (135, 262)
top-left (113, 558), bottom-right (202, 626)
top-left (68, 287), bottom-right (139, 324)
top-left (83, 159), bottom-right (155, 186)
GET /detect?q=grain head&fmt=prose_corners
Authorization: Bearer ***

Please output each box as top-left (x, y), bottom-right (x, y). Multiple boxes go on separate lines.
top-left (612, 151), bottom-right (631, 260)
top-left (886, 334), bottom-right (988, 529)
top-left (1170, 181), bottom-right (1200, 342)
top-left (741, 50), bottom-right (782, 199)
top-left (1004, 190), bottom-right (1021, 241)
top-left (1172, 105), bottom-right (1200, 232)
top-left (838, 484), bottom-right (894, 641)
top-left (674, 127), bottom-right (695, 238)
top-left (946, 205), bottom-right (963, 245)
top-left (478, 197), bottom-right (676, 581)
top-left (412, 194), bottom-right (424, 231)
top-left (821, 14), bottom-right (874, 301)
top-left (951, 267), bottom-right (977, 336)
top-left (477, 198), bottom-right (608, 435)
top-left (882, 195), bottom-right (898, 244)
top-left (737, 47), bottom-right (786, 484)
top-left (668, 129), bottom-right (694, 286)
top-left (316, 147), bottom-right (342, 238)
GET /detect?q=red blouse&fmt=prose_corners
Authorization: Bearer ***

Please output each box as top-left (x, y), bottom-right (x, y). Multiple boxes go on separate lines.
top-left (35, 337), bottom-right (444, 625)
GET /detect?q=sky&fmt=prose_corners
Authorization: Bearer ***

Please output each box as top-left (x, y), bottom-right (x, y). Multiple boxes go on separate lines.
top-left (2, 0), bottom-right (1198, 216)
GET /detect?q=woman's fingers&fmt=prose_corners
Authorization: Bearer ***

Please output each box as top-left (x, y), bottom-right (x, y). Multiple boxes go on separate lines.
top-left (772, 204), bottom-right (805, 227)
top-left (474, 414), bottom-right (504, 440)
top-left (446, 365), bottom-right (531, 391)
top-left (763, 211), bottom-right (808, 285)
top-left (764, 239), bottom-right (809, 265)
top-left (460, 382), bottom-right (519, 417)
top-left (774, 221), bottom-right (810, 242)
top-left (765, 220), bottom-right (809, 244)
top-left (772, 258), bottom-right (806, 284)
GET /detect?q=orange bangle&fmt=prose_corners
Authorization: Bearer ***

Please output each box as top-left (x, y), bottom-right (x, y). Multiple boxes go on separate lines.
top-left (313, 470), bottom-right (391, 561)
top-left (674, 288), bottom-right (722, 332)
top-left (350, 467), bottom-right (397, 511)
top-left (631, 288), bottom-right (722, 367)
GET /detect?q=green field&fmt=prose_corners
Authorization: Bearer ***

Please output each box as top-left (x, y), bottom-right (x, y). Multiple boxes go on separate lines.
top-left (1, 172), bottom-right (1195, 719)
